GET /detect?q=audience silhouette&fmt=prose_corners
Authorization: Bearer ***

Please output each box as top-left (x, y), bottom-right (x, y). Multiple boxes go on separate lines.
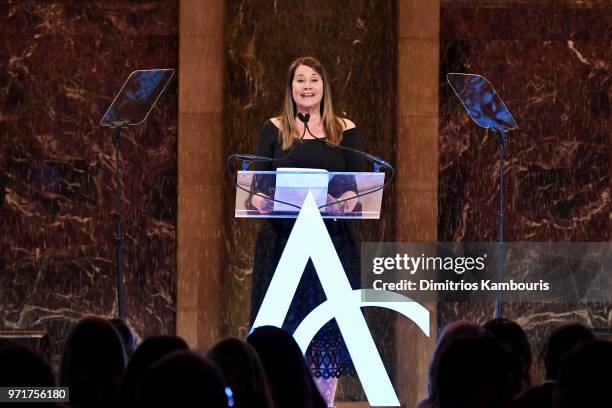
top-left (0, 340), bottom-right (58, 408)
top-left (119, 335), bottom-right (188, 408)
top-left (60, 317), bottom-right (126, 408)
top-left (207, 337), bottom-right (275, 408)
top-left (247, 326), bottom-right (326, 408)
top-left (110, 318), bottom-right (138, 359)
top-left (135, 350), bottom-right (230, 408)
top-left (513, 322), bottom-right (594, 408)
top-left (3, 316), bottom-right (608, 408)
top-left (484, 318), bottom-right (533, 395)
top-left (418, 320), bottom-right (485, 408)
top-left (552, 339), bottom-right (612, 408)
top-left (436, 332), bottom-right (514, 408)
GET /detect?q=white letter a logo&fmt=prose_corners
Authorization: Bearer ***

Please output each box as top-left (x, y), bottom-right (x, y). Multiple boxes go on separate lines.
top-left (253, 192), bottom-right (429, 406)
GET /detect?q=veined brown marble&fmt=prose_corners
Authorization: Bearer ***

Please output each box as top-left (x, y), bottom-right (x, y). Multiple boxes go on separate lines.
top-left (0, 1), bottom-right (178, 366)
top-left (439, 1), bottom-right (611, 380)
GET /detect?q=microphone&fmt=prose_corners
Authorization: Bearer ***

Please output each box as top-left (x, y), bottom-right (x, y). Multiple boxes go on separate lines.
top-left (297, 112), bottom-right (310, 124)
top-left (230, 154), bottom-right (271, 162)
top-left (365, 154), bottom-right (393, 169)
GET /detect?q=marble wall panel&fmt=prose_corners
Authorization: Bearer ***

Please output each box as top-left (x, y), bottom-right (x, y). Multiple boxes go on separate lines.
top-left (439, 1), bottom-right (611, 380)
top-left (224, 0), bottom-right (397, 400)
top-left (0, 1), bottom-right (178, 366)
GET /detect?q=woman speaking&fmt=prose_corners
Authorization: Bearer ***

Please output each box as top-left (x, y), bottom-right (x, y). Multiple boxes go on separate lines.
top-left (249, 56), bottom-right (365, 406)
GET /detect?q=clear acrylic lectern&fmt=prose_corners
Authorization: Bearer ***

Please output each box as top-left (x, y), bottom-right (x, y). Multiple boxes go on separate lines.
top-left (234, 170), bottom-right (385, 219)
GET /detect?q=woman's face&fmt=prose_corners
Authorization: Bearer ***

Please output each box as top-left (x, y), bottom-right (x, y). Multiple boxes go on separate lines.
top-left (291, 64), bottom-right (324, 112)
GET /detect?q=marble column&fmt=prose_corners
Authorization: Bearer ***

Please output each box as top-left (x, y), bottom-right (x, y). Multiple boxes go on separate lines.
top-left (177, 0), bottom-right (226, 348)
top-left (395, 1), bottom-right (440, 406)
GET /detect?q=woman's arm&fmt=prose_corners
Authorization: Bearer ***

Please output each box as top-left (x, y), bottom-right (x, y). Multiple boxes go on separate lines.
top-left (327, 122), bottom-right (366, 213)
top-left (341, 124), bottom-right (366, 173)
top-left (249, 120), bottom-right (277, 212)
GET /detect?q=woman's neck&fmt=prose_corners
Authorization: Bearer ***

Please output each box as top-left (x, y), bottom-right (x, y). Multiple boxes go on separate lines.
top-left (296, 106), bottom-right (322, 125)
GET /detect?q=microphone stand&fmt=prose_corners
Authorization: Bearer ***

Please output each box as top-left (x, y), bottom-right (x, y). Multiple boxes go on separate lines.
top-left (297, 114), bottom-right (395, 212)
top-left (299, 114), bottom-right (393, 172)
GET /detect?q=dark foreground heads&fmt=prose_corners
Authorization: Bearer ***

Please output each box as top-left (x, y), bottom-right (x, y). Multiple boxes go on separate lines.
top-left (248, 326), bottom-right (326, 408)
top-left (136, 350), bottom-right (232, 408)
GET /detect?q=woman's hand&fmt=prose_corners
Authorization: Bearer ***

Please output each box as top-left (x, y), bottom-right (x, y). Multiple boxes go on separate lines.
top-left (338, 191), bottom-right (358, 212)
top-left (251, 193), bottom-right (274, 213)
top-left (326, 191), bottom-right (358, 214)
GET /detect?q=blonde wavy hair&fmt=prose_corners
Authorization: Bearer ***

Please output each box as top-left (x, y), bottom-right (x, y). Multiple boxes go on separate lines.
top-left (277, 56), bottom-right (344, 150)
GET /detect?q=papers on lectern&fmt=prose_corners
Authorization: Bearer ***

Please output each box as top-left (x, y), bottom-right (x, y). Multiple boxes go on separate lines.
top-left (273, 168), bottom-right (328, 212)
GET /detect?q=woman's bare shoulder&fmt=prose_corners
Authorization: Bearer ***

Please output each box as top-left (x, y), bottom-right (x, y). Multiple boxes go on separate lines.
top-left (270, 117), bottom-right (281, 128)
top-left (340, 117), bottom-right (356, 131)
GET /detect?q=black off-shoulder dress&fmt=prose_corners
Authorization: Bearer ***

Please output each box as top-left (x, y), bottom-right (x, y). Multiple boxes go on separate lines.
top-left (249, 119), bottom-right (366, 379)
